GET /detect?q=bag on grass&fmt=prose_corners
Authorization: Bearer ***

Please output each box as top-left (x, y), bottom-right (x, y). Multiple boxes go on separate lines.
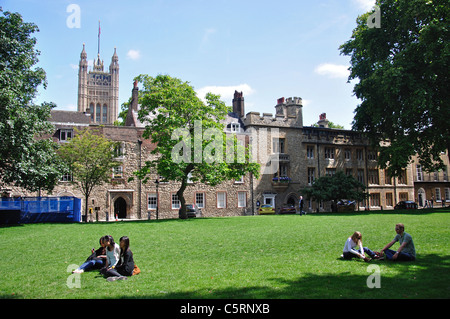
top-left (132, 264), bottom-right (141, 276)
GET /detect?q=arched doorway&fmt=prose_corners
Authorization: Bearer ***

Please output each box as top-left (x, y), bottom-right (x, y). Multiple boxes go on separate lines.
top-left (287, 195), bottom-right (296, 207)
top-left (114, 197), bottom-right (127, 219)
top-left (418, 188), bottom-right (426, 207)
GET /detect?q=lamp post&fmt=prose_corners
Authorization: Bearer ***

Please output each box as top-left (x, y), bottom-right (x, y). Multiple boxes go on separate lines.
top-left (155, 178), bottom-right (159, 220)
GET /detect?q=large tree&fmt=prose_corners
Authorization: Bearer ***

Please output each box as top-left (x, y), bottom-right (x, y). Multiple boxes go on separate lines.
top-left (134, 74), bottom-right (260, 219)
top-left (340, 0), bottom-right (449, 176)
top-left (0, 10), bottom-right (64, 193)
top-left (58, 128), bottom-right (120, 222)
top-left (301, 171), bottom-right (367, 212)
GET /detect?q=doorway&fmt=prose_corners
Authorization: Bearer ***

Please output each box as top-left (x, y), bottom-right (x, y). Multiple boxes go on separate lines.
top-left (114, 197), bottom-right (127, 219)
top-left (418, 188), bottom-right (426, 207)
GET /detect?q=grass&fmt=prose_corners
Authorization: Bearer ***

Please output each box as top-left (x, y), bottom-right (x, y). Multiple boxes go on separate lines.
top-left (0, 209), bottom-right (449, 299)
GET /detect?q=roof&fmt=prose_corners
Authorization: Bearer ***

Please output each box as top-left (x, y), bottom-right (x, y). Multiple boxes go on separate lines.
top-left (50, 110), bottom-right (91, 125)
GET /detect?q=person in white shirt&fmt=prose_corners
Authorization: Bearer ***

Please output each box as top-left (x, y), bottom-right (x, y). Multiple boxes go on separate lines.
top-left (99, 235), bottom-right (120, 275)
top-left (342, 231), bottom-right (377, 262)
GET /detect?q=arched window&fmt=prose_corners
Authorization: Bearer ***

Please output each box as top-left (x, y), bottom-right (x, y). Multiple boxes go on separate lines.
top-left (89, 103), bottom-right (94, 121)
top-left (96, 103), bottom-right (101, 123)
top-left (103, 104), bottom-right (108, 123)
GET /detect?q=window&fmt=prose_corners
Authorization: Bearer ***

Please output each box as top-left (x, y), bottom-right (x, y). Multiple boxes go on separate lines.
top-left (102, 104), bottom-right (108, 123)
top-left (416, 165), bottom-right (423, 181)
top-left (325, 147), bottom-right (335, 159)
top-left (370, 193), bottom-right (380, 207)
top-left (217, 192), bottom-right (226, 208)
top-left (60, 172), bottom-right (72, 182)
top-left (112, 166), bottom-right (123, 178)
top-left (60, 129), bottom-right (73, 142)
top-left (90, 103), bottom-right (94, 121)
top-left (307, 146), bottom-right (314, 159)
top-left (435, 188), bottom-right (442, 202)
top-left (344, 149), bottom-right (351, 161)
top-left (148, 193), bottom-right (157, 210)
top-left (399, 192), bottom-right (408, 201)
top-left (398, 170), bottom-right (407, 185)
top-left (307, 168), bottom-right (315, 185)
top-left (113, 143), bottom-right (124, 158)
top-left (385, 170), bottom-right (392, 185)
top-left (230, 123), bottom-right (241, 133)
top-left (386, 193), bottom-right (393, 207)
top-left (234, 175), bottom-right (244, 184)
top-left (367, 151), bottom-right (377, 161)
top-left (346, 169), bottom-right (353, 177)
top-left (172, 194), bottom-right (180, 209)
top-left (273, 138), bottom-right (285, 153)
top-left (96, 104), bottom-right (101, 123)
top-left (357, 169), bottom-right (364, 184)
top-left (356, 149), bottom-right (363, 161)
top-left (238, 192), bottom-right (246, 208)
top-left (368, 169), bottom-right (379, 185)
top-left (195, 193), bottom-right (205, 208)
top-left (445, 188), bottom-right (450, 201)
top-left (326, 168), bottom-right (336, 176)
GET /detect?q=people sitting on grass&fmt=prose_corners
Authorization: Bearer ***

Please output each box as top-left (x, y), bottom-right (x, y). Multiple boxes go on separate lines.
top-left (377, 223), bottom-right (416, 261)
top-left (99, 235), bottom-right (121, 276)
top-left (342, 231), bottom-right (378, 262)
top-left (72, 236), bottom-right (107, 273)
top-left (102, 236), bottom-right (135, 282)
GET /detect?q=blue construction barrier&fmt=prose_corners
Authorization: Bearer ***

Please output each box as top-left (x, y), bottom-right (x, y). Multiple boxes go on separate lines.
top-left (0, 196), bottom-right (81, 224)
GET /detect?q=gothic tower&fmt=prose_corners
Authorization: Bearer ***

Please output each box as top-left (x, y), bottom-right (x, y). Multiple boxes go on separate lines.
top-left (77, 44), bottom-right (119, 124)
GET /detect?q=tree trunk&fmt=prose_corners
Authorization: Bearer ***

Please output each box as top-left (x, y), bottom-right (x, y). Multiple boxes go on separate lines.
top-left (177, 179), bottom-right (188, 219)
top-left (84, 195), bottom-right (89, 223)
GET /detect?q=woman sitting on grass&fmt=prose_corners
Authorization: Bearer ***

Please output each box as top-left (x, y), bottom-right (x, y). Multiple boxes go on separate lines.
top-left (72, 235), bottom-right (107, 273)
top-left (103, 236), bottom-right (135, 282)
top-left (342, 231), bottom-right (378, 262)
top-left (99, 235), bottom-right (121, 276)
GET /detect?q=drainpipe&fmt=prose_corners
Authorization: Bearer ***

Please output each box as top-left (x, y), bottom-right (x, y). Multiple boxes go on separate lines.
top-left (138, 139), bottom-right (142, 219)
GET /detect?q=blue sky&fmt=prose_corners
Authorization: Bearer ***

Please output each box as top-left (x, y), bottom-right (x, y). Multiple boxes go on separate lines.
top-left (3, 0), bottom-right (376, 129)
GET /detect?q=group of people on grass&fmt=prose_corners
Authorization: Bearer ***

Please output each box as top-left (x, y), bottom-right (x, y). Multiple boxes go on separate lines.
top-left (71, 223), bottom-right (413, 283)
top-left (343, 223), bottom-right (416, 262)
top-left (72, 235), bottom-right (139, 282)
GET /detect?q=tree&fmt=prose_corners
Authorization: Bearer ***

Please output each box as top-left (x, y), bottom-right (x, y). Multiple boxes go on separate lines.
top-left (301, 171), bottom-right (367, 212)
top-left (58, 128), bottom-right (120, 222)
top-left (0, 10), bottom-right (65, 193)
top-left (340, 0), bottom-right (449, 176)
top-left (133, 74), bottom-right (260, 219)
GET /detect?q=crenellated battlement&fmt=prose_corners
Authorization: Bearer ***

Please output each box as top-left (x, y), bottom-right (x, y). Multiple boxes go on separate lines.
top-left (244, 96), bottom-right (303, 128)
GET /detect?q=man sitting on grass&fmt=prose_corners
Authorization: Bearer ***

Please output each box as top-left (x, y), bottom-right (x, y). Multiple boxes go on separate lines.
top-left (377, 223), bottom-right (416, 261)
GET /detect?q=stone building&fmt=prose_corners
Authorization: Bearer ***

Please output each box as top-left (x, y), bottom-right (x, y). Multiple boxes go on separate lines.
top-left (4, 41), bottom-right (437, 219)
top-left (242, 95), bottom-right (415, 212)
top-left (411, 152), bottom-right (450, 208)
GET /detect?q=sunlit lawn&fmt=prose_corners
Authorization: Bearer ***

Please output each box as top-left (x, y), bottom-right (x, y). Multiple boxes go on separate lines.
top-left (0, 208), bottom-right (449, 299)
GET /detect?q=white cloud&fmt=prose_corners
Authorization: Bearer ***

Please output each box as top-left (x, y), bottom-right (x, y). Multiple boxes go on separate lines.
top-left (196, 84), bottom-right (255, 102)
top-left (314, 63), bottom-right (350, 79)
top-left (69, 63), bottom-right (78, 70)
top-left (353, 0), bottom-right (376, 12)
top-left (126, 49), bottom-right (141, 60)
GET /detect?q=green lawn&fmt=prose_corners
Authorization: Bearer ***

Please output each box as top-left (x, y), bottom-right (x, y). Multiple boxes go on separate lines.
top-left (0, 209), bottom-right (449, 299)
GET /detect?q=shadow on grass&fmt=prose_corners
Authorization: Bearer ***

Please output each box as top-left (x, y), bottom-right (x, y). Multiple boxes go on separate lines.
top-left (123, 254), bottom-right (449, 299)
top-left (307, 207), bottom-right (450, 217)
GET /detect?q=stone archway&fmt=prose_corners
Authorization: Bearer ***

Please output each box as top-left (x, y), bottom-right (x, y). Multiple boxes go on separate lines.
top-left (418, 188), bottom-right (426, 207)
top-left (114, 197), bottom-right (127, 219)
